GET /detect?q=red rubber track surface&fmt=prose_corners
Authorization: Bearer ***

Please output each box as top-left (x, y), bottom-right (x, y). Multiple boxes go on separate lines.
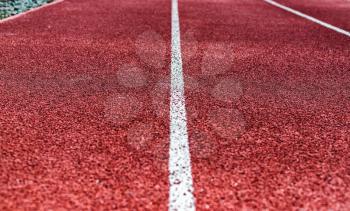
top-left (277, 0), bottom-right (350, 31)
top-left (180, 0), bottom-right (350, 210)
top-left (0, 0), bottom-right (171, 210)
top-left (1, 0), bottom-right (350, 210)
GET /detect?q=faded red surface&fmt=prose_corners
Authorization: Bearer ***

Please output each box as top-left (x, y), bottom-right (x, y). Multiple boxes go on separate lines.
top-left (1, 0), bottom-right (350, 210)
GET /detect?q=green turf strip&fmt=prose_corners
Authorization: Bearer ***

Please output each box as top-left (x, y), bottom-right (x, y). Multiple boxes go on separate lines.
top-left (0, 0), bottom-right (53, 19)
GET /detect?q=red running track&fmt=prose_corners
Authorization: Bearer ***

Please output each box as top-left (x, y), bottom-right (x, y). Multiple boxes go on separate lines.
top-left (0, 0), bottom-right (172, 209)
top-left (180, 0), bottom-right (350, 210)
top-left (1, 0), bottom-right (350, 210)
top-left (276, 0), bottom-right (350, 31)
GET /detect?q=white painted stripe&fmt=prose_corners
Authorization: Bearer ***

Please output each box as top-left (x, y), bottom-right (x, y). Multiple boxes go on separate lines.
top-left (0, 0), bottom-right (64, 24)
top-left (169, 0), bottom-right (195, 210)
top-left (264, 0), bottom-right (350, 37)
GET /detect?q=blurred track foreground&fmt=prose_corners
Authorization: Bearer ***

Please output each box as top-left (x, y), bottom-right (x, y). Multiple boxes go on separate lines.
top-left (0, 0), bottom-right (349, 210)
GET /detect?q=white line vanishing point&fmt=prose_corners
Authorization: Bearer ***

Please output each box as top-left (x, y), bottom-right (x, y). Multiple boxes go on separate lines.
top-left (169, 0), bottom-right (195, 210)
top-left (0, 0), bottom-right (64, 24)
top-left (264, 0), bottom-right (350, 37)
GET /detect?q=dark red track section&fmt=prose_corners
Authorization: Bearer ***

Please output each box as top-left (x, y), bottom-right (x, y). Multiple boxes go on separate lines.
top-left (1, 0), bottom-right (350, 210)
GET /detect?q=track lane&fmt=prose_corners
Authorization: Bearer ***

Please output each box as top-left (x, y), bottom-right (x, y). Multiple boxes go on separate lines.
top-left (264, 0), bottom-right (350, 37)
top-left (275, 0), bottom-right (350, 31)
top-left (0, 0), bottom-right (171, 210)
top-left (179, 0), bottom-right (350, 209)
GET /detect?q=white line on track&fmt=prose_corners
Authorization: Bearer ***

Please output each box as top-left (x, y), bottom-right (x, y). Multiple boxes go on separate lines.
top-left (264, 0), bottom-right (350, 37)
top-left (0, 0), bottom-right (64, 24)
top-left (169, 0), bottom-right (195, 210)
